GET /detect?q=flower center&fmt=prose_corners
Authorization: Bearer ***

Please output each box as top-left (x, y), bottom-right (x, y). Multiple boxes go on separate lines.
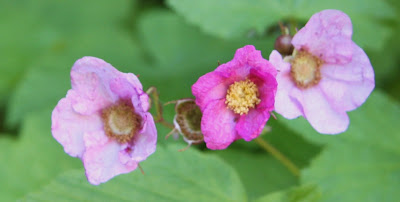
top-left (101, 100), bottom-right (142, 144)
top-left (225, 79), bottom-right (261, 115)
top-left (290, 50), bottom-right (323, 88)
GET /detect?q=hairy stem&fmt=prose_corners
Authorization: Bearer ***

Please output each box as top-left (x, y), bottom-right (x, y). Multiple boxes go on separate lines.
top-left (146, 87), bottom-right (175, 130)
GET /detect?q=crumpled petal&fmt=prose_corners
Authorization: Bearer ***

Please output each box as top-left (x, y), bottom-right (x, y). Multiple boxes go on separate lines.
top-left (320, 42), bottom-right (375, 111)
top-left (129, 112), bottom-right (157, 162)
top-left (192, 71), bottom-right (229, 111)
top-left (82, 130), bottom-right (137, 185)
top-left (236, 109), bottom-right (270, 141)
top-left (201, 100), bottom-right (238, 150)
top-left (302, 87), bottom-right (350, 134)
top-left (270, 51), bottom-right (303, 119)
top-left (249, 68), bottom-right (277, 111)
top-left (70, 57), bottom-right (119, 115)
top-left (292, 9), bottom-right (353, 64)
top-left (51, 90), bottom-right (103, 158)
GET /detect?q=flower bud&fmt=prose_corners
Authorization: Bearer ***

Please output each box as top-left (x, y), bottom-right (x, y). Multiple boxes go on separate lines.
top-left (274, 34), bottom-right (294, 56)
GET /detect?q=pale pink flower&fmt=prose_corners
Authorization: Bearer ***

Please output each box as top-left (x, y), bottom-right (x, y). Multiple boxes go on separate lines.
top-left (192, 45), bottom-right (277, 150)
top-left (51, 57), bottom-right (157, 185)
top-left (271, 9), bottom-right (375, 134)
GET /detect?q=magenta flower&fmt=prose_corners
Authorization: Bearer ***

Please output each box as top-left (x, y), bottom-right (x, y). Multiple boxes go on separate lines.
top-left (192, 45), bottom-right (277, 150)
top-left (51, 57), bottom-right (157, 185)
top-left (270, 9), bottom-right (375, 134)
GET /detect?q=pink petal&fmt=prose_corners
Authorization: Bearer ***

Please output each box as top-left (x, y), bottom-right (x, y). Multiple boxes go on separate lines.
top-left (51, 90), bottom-right (103, 158)
top-left (139, 92), bottom-right (150, 112)
top-left (292, 10), bottom-right (353, 64)
top-left (320, 43), bottom-right (375, 111)
top-left (249, 68), bottom-right (277, 111)
top-left (129, 112), bottom-right (157, 162)
top-left (270, 51), bottom-right (303, 119)
top-left (224, 45), bottom-right (277, 76)
top-left (192, 71), bottom-right (229, 111)
top-left (201, 100), bottom-right (238, 150)
top-left (269, 50), bottom-right (290, 72)
top-left (109, 73), bottom-right (143, 100)
top-left (302, 87), bottom-right (349, 134)
top-left (70, 57), bottom-right (119, 115)
top-left (236, 109), bottom-right (270, 141)
top-left (82, 132), bottom-right (137, 185)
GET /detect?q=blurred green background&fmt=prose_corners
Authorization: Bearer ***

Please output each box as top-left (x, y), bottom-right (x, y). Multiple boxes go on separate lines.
top-left (0, 0), bottom-right (399, 201)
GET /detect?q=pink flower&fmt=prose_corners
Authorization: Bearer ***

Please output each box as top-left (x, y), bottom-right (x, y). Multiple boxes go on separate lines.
top-left (51, 57), bottom-right (157, 185)
top-left (270, 9), bottom-right (375, 134)
top-left (192, 45), bottom-right (277, 150)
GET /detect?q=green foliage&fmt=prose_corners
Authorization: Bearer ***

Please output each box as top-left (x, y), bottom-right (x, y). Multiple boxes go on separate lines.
top-left (23, 144), bottom-right (247, 202)
top-left (213, 149), bottom-right (297, 200)
top-left (137, 9), bottom-right (275, 101)
top-left (167, 0), bottom-right (395, 50)
top-left (0, 109), bottom-right (81, 201)
top-left (299, 91), bottom-right (400, 202)
top-left (254, 185), bottom-right (321, 202)
top-left (4, 0), bottom-right (144, 127)
top-left (302, 142), bottom-right (400, 202)
top-left (276, 90), bottom-right (400, 201)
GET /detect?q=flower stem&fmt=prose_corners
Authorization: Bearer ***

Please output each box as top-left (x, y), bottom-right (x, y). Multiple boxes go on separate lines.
top-left (146, 86), bottom-right (175, 130)
top-left (254, 137), bottom-right (300, 177)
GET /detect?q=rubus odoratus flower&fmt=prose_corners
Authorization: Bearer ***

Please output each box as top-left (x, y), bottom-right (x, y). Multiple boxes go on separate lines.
top-left (52, 57), bottom-right (157, 185)
top-left (192, 45), bottom-right (278, 150)
top-left (271, 9), bottom-right (375, 134)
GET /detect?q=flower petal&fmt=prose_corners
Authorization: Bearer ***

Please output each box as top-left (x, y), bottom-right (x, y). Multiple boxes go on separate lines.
top-left (236, 109), bottom-right (269, 141)
top-left (51, 90), bottom-right (103, 158)
top-left (270, 51), bottom-right (303, 119)
top-left (201, 100), bottom-right (238, 150)
top-left (70, 57), bottom-right (119, 115)
top-left (249, 68), bottom-right (277, 111)
top-left (82, 131), bottom-right (137, 185)
top-left (192, 71), bottom-right (229, 111)
top-left (292, 9), bottom-right (353, 64)
top-left (109, 73), bottom-right (143, 100)
top-left (130, 112), bottom-right (157, 162)
top-left (320, 43), bottom-right (375, 111)
top-left (303, 87), bottom-right (349, 134)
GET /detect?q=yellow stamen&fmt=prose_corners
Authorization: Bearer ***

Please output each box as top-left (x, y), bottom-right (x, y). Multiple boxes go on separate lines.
top-left (225, 79), bottom-right (261, 115)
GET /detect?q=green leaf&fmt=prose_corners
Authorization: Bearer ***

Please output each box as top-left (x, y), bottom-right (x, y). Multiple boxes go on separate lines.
top-left (302, 142), bottom-right (400, 202)
top-left (368, 23), bottom-right (400, 85)
top-left (293, 91), bottom-right (400, 201)
top-left (213, 149), bottom-right (297, 200)
top-left (0, 109), bottom-right (81, 201)
top-left (0, 0), bottom-right (134, 101)
top-left (4, 0), bottom-right (141, 127)
top-left (167, 0), bottom-right (395, 50)
top-left (23, 144), bottom-right (247, 202)
top-left (261, 119), bottom-right (322, 168)
top-left (137, 9), bottom-right (275, 101)
top-left (254, 185), bottom-right (321, 202)
top-left (167, 0), bottom-right (282, 39)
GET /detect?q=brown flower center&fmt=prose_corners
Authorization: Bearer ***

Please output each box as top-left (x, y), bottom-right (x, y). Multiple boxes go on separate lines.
top-left (225, 79), bottom-right (260, 115)
top-left (290, 50), bottom-right (323, 88)
top-left (101, 100), bottom-right (142, 144)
